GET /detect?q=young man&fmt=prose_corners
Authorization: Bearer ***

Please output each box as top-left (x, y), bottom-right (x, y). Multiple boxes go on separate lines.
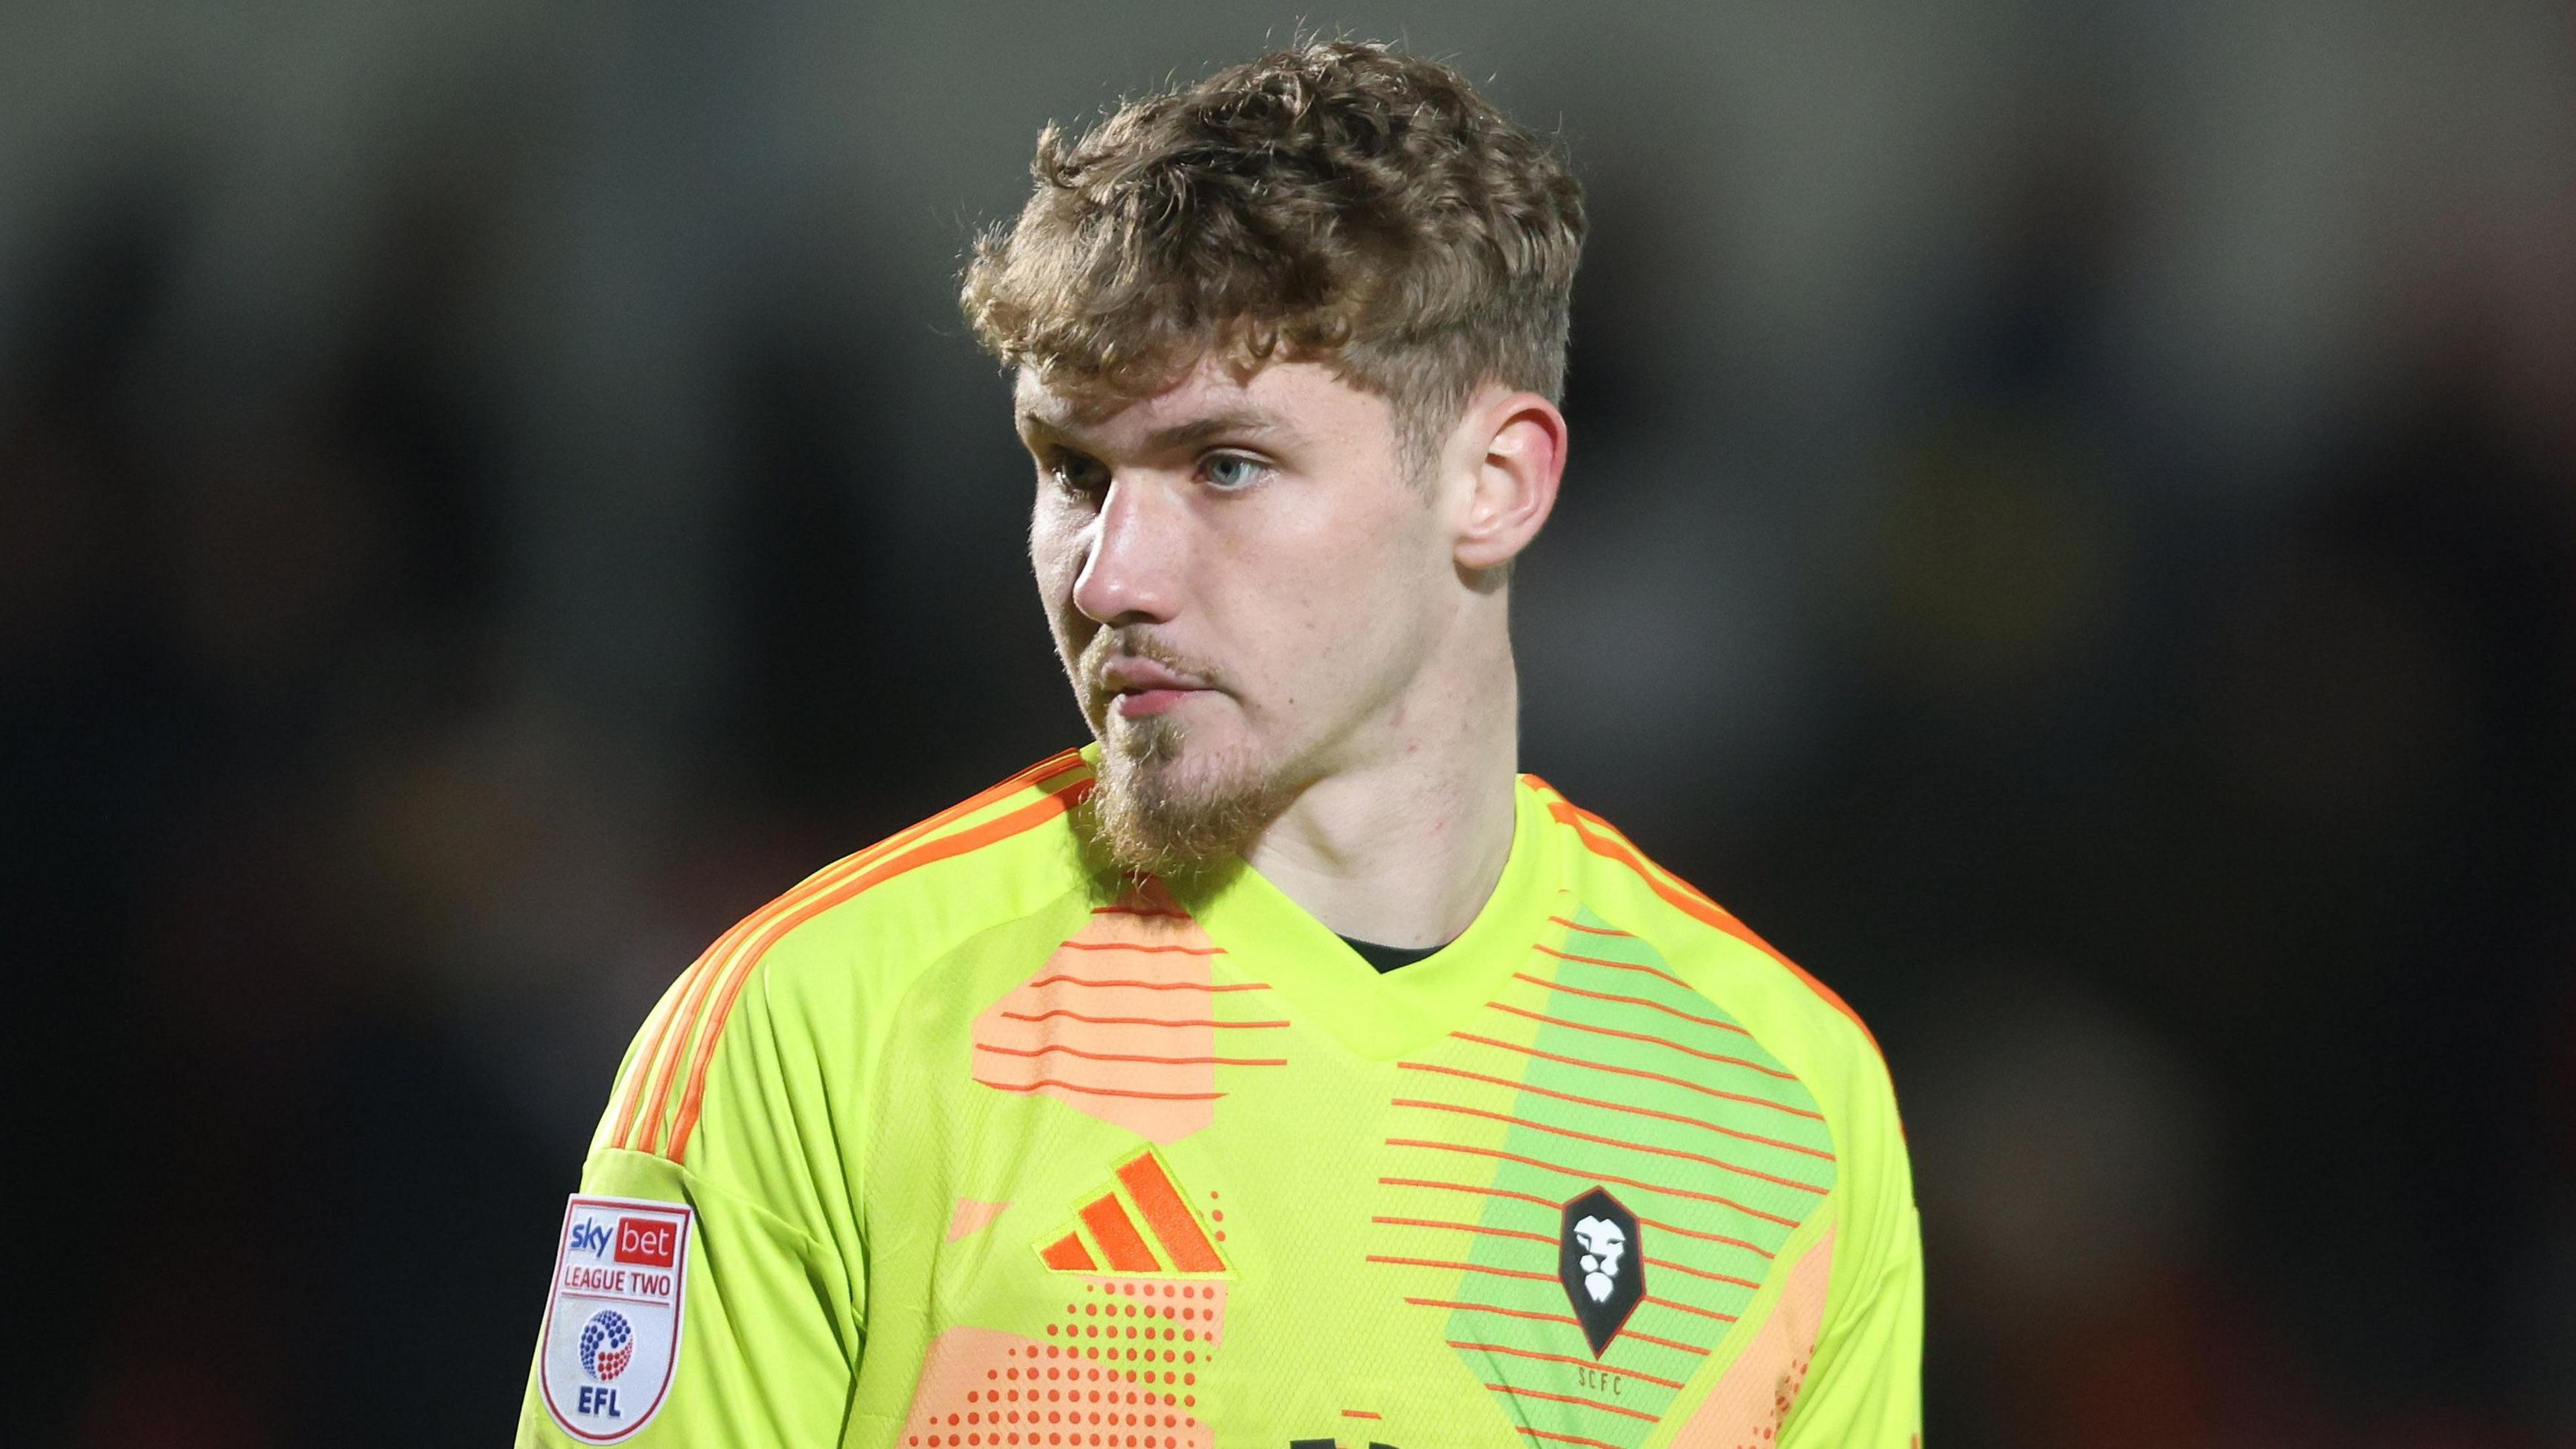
top-left (519, 42), bottom-right (1919, 1449)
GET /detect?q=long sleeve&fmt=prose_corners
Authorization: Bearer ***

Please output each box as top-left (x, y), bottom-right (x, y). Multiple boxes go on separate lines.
top-left (516, 1147), bottom-right (857, 1448)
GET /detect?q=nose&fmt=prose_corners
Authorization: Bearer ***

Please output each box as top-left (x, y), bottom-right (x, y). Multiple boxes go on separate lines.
top-left (1071, 473), bottom-right (1181, 626)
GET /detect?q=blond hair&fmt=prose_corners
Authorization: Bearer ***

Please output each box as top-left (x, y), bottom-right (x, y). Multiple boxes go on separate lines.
top-left (962, 41), bottom-right (1586, 463)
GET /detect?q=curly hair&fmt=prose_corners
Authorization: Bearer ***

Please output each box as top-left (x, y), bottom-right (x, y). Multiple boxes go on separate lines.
top-left (961, 41), bottom-right (1586, 465)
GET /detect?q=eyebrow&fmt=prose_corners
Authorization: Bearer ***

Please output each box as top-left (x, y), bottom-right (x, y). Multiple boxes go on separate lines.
top-left (1016, 408), bottom-right (1297, 455)
top-left (1142, 411), bottom-right (1292, 452)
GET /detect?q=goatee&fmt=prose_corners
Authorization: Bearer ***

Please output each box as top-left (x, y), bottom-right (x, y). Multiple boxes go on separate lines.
top-left (1085, 712), bottom-right (1291, 877)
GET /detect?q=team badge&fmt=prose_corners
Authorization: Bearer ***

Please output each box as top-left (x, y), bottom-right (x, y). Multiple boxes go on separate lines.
top-left (1558, 1186), bottom-right (1645, 1356)
top-left (539, 1195), bottom-right (692, 1442)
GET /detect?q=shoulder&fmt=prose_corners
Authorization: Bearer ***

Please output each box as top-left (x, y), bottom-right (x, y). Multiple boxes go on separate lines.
top-left (1517, 775), bottom-right (1920, 1350)
top-left (607, 749), bottom-right (1102, 1163)
top-left (1519, 773), bottom-right (1896, 1138)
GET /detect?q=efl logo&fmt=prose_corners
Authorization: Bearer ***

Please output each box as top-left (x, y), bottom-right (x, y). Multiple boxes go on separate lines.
top-left (542, 1195), bottom-right (691, 1443)
top-left (614, 1218), bottom-right (676, 1268)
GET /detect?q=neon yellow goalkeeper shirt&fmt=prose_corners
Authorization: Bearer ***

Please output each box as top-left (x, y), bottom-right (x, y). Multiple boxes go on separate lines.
top-left (518, 748), bottom-right (1921, 1448)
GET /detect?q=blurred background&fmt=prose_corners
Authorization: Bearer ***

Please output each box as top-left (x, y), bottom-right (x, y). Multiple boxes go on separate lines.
top-left (5, 1), bottom-right (2572, 1444)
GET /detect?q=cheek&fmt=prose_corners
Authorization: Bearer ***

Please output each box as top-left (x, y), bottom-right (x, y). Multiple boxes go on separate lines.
top-left (1318, 495), bottom-right (1436, 606)
top-left (1254, 502), bottom-right (1434, 670)
top-left (1028, 504), bottom-right (1087, 603)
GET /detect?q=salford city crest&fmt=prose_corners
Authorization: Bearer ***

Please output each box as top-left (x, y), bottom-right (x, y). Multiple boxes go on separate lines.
top-left (539, 1195), bottom-right (692, 1442)
top-left (1558, 1187), bottom-right (1645, 1357)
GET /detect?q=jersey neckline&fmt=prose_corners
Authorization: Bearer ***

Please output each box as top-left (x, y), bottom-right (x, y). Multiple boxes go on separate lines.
top-left (1159, 771), bottom-right (1561, 1061)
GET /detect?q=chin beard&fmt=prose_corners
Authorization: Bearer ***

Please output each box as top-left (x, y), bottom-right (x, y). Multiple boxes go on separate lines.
top-left (1086, 714), bottom-right (1291, 877)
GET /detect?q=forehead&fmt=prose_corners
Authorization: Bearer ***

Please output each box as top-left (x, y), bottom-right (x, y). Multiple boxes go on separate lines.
top-left (1013, 354), bottom-right (1393, 452)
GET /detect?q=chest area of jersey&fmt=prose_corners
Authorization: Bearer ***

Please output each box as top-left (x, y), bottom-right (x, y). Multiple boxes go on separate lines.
top-left (869, 902), bottom-right (1841, 1446)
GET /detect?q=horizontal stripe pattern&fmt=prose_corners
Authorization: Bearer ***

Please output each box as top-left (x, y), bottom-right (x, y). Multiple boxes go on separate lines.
top-left (971, 877), bottom-right (1288, 1140)
top-left (1385, 902), bottom-right (1839, 1448)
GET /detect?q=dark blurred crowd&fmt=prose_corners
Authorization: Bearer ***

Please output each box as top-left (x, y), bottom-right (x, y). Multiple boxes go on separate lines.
top-left (5, 4), bottom-right (2571, 1446)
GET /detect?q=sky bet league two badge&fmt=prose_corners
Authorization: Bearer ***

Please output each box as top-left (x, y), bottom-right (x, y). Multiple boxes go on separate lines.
top-left (539, 1195), bottom-right (692, 1442)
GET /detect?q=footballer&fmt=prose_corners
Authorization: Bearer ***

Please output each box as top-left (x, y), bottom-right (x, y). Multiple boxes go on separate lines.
top-left (519, 41), bottom-right (1921, 1448)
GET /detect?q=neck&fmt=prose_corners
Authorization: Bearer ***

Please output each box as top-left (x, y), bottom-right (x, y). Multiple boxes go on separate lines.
top-left (1240, 630), bottom-right (1521, 950)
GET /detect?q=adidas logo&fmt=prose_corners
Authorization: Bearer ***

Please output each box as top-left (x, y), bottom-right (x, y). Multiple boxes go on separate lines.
top-left (1036, 1150), bottom-right (1228, 1276)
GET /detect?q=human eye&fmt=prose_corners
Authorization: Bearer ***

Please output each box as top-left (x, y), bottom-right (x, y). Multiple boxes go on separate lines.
top-left (1043, 450), bottom-right (1110, 497)
top-left (1199, 451), bottom-right (1271, 492)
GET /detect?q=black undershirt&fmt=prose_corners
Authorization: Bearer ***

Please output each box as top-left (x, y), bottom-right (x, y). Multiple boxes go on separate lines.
top-left (1341, 936), bottom-right (1446, 973)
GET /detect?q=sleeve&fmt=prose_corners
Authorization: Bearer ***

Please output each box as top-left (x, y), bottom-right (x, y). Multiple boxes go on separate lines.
top-left (517, 947), bottom-right (865, 1448)
top-left (1778, 1198), bottom-right (1923, 1448)
top-left (1779, 1049), bottom-right (1925, 1448)
top-left (515, 1150), bottom-right (857, 1448)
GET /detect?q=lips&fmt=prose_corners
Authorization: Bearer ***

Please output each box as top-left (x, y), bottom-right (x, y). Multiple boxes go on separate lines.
top-left (1100, 657), bottom-right (1202, 694)
top-left (1095, 655), bottom-right (1212, 720)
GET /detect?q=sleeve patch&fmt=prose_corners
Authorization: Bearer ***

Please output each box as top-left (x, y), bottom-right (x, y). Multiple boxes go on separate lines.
top-left (538, 1195), bottom-right (693, 1442)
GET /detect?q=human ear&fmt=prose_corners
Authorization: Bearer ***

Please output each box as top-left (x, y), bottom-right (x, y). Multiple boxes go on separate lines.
top-left (1452, 390), bottom-right (1566, 572)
